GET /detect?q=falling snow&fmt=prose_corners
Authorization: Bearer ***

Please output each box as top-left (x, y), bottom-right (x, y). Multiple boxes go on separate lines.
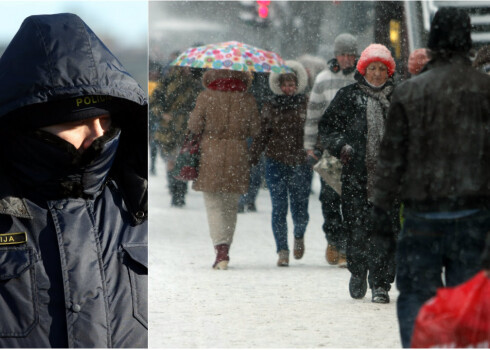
top-left (149, 156), bottom-right (401, 348)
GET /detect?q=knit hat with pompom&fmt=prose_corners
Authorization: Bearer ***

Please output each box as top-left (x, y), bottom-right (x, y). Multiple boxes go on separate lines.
top-left (356, 44), bottom-right (396, 77)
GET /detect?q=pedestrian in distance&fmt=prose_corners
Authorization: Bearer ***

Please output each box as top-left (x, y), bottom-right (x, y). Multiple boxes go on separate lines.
top-left (187, 69), bottom-right (260, 270)
top-left (297, 53), bottom-right (327, 97)
top-left (407, 48), bottom-right (430, 76)
top-left (473, 44), bottom-right (490, 74)
top-left (318, 43), bottom-right (400, 304)
top-left (371, 7), bottom-right (490, 348)
top-left (250, 60), bottom-right (310, 267)
top-left (149, 59), bottom-right (164, 176)
top-left (237, 71), bottom-right (274, 214)
top-left (151, 65), bottom-right (203, 207)
top-left (304, 33), bottom-right (359, 267)
top-left (0, 13), bottom-right (148, 348)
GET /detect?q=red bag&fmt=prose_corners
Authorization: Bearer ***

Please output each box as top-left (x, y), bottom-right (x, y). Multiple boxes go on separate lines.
top-left (172, 132), bottom-right (201, 181)
top-left (411, 271), bottom-right (490, 348)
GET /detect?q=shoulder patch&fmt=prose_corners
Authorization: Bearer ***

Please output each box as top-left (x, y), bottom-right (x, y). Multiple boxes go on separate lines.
top-left (0, 232), bottom-right (27, 245)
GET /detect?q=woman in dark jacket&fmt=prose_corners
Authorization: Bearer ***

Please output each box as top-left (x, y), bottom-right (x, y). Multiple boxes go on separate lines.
top-left (318, 44), bottom-right (399, 303)
top-left (0, 14), bottom-right (147, 348)
top-left (250, 60), bottom-right (311, 267)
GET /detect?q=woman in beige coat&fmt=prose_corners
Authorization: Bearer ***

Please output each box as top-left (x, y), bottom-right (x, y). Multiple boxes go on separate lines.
top-left (188, 69), bottom-right (260, 270)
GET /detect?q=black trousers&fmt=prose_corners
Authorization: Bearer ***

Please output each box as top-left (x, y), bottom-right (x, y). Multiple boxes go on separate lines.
top-left (319, 178), bottom-right (346, 252)
top-left (167, 171), bottom-right (187, 205)
top-left (342, 180), bottom-right (397, 290)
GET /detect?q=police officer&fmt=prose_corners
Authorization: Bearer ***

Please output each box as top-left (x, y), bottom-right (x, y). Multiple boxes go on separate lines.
top-left (0, 13), bottom-right (148, 347)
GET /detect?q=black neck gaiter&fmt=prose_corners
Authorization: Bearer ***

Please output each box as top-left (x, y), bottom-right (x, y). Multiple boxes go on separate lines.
top-left (2, 127), bottom-right (120, 200)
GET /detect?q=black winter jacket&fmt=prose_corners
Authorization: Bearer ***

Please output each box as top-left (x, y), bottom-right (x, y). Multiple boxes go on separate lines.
top-left (318, 73), bottom-right (394, 193)
top-left (251, 94), bottom-right (308, 166)
top-left (0, 14), bottom-right (148, 348)
top-left (372, 55), bottom-right (490, 212)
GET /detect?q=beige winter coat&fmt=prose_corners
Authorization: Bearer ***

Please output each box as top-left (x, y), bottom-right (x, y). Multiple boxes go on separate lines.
top-left (188, 70), bottom-right (260, 194)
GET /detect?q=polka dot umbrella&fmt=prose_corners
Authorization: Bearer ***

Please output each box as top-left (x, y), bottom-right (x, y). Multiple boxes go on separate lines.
top-left (170, 41), bottom-right (292, 73)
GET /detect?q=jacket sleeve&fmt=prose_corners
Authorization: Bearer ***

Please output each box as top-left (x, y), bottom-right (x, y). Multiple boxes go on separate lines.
top-left (151, 74), bottom-right (176, 114)
top-left (371, 93), bottom-right (408, 212)
top-left (481, 232), bottom-right (490, 270)
top-left (249, 103), bottom-right (271, 166)
top-left (318, 89), bottom-right (349, 158)
top-left (247, 94), bottom-right (261, 138)
top-left (304, 73), bottom-right (328, 150)
top-left (187, 91), bottom-right (207, 135)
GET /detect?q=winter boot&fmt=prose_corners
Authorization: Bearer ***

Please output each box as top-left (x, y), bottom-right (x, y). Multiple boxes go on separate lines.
top-left (277, 250), bottom-right (289, 267)
top-left (326, 244), bottom-right (339, 265)
top-left (171, 195), bottom-right (186, 207)
top-left (337, 252), bottom-right (347, 268)
top-left (372, 287), bottom-right (390, 304)
top-left (170, 179), bottom-right (187, 207)
top-left (349, 271), bottom-right (368, 299)
top-left (293, 238), bottom-right (305, 259)
top-left (246, 203), bottom-right (257, 212)
top-left (237, 203), bottom-right (245, 213)
top-left (213, 244), bottom-right (230, 270)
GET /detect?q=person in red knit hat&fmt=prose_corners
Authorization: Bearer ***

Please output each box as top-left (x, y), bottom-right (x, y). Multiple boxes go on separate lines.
top-left (318, 43), bottom-right (400, 304)
top-left (356, 43), bottom-right (396, 78)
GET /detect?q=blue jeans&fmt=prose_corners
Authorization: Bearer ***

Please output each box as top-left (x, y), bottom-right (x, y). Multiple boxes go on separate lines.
top-left (239, 154), bottom-right (265, 207)
top-left (265, 158), bottom-right (312, 252)
top-left (396, 209), bottom-right (490, 348)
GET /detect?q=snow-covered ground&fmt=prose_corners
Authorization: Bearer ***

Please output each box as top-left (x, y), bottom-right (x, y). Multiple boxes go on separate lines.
top-left (149, 156), bottom-right (402, 348)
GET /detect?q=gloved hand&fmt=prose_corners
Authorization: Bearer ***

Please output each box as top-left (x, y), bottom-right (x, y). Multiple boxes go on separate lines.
top-left (340, 145), bottom-right (353, 165)
top-left (306, 149), bottom-right (322, 167)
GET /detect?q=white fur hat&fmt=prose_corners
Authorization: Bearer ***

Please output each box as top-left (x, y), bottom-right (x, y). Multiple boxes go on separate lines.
top-left (269, 60), bottom-right (308, 95)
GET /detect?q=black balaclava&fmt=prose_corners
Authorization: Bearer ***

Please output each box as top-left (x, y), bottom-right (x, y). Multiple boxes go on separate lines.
top-left (3, 126), bottom-right (120, 200)
top-left (2, 96), bottom-right (121, 200)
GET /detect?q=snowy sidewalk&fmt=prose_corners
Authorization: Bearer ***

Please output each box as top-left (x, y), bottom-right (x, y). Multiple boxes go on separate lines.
top-left (149, 157), bottom-right (401, 348)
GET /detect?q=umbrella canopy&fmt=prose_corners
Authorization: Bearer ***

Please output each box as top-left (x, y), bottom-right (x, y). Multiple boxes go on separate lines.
top-left (171, 41), bottom-right (291, 73)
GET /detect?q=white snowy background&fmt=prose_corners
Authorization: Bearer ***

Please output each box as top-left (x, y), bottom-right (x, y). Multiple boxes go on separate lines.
top-left (149, 156), bottom-right (402, 348)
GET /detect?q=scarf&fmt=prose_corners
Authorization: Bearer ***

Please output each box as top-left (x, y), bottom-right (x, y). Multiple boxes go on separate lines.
top-left (328, 58), bottom-right (357, 75)
top-left (2, 127), bottom-right (121, 200)
top-left (207, 78), bottom-right (247, 92)
top-left (358, 79), bottom-right (394, 201)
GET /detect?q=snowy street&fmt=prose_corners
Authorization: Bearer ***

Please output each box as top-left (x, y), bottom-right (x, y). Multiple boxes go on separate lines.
top-left (149, 156), bottom-right (401, 348)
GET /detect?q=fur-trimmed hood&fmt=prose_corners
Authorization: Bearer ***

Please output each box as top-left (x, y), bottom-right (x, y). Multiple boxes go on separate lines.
top-left (202, 69), bottom-right (253, 90)
top-left (269, 60), bottom-right (308, 95)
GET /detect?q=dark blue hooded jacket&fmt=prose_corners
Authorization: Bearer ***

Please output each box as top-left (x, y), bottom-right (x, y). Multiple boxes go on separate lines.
top-left (0, 13), bottom-right (147, 348)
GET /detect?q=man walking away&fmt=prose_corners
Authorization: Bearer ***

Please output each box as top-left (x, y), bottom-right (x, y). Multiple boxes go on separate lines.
top-left (371, 7), bottom-right (490, 348)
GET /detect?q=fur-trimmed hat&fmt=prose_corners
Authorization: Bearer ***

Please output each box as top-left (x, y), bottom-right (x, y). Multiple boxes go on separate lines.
top-left (269, 60), bottom-right (308, 96)
top-left (428, 7), bottom-right (472, 53)
top-left (408, 48), bottom-right (430, 75)
top-left (334, 33), bottom-right (358, 56)
top-left (356, 44), bottom-right (396, 77)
